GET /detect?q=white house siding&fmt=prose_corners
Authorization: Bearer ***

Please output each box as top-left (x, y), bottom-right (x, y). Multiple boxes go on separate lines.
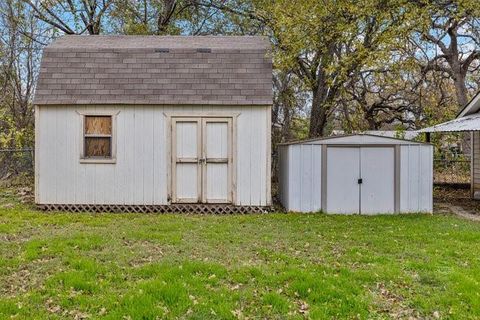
top-left (36, 104), bottom-right (271, 206)
top-left (399, 145), bottom-right (433, 212)
top-left (473, 132), bottom-right (480, 198)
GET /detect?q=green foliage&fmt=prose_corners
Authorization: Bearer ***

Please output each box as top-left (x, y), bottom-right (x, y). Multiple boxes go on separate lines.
top-left (253, 0), bottom-right (429, 136)
top-left (289, 117), bottom-right (310, 140)
top-left (0, 113), bottom-right (33, 148)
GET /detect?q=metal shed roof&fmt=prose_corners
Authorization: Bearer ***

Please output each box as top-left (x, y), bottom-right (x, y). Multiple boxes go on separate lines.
top-left (418, 113), bottom-right (480, 133)
top-left (278, 134), bottom-right (428, 146)
top-left (34, 35), bottom-right (272, 106)
top-left (458, 91), bottom-right (480, 117)
top-left (419, 91), bottom-right (480, 133)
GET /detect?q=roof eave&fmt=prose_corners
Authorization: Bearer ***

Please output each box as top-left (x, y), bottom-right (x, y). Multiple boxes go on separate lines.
top-left (457, 91), bottom-right (480, 118)
top-left (418, 114), bottom-right (480, 133)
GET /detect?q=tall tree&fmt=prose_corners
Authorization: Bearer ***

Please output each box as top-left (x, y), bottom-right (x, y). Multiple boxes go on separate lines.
top-left (111, 0), bottom-right (264, 36)
top-left (414, 0), bottom-right (480, 107)
top-left (21, 0), bottom-right (115, 34)
top-left (0, 0), bottom-right (44, 148)
top-left (340, 70), bottom-right (419, 131)
top-left (256, 0), bottom-right (419, 137)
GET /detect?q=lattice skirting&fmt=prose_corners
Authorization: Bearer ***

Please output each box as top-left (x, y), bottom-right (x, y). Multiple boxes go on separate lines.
top-left (36, 203), bottom-right (274, 214)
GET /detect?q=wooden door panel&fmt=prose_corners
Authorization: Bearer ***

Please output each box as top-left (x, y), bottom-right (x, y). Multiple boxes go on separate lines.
top-left (175, 163), bottom-right (199, 202)
top-left (205, 122), bottom-right (228, 159)
top-left (205, 163), bottom-right (229, 202)
top-left (202, 119), bottom-right (232, 203)
top-left (172, 119), bottom-right (201, 203)
top-left (171, 117), bottom-right (233, 204)
top-left (176, 121), bottom-right (198, 158)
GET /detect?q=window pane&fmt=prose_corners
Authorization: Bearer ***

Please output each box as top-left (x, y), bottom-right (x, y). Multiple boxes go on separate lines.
top-left (85, 116), bottom-right (112, 135)
top-left (85, 137), bottom-right (111, 158)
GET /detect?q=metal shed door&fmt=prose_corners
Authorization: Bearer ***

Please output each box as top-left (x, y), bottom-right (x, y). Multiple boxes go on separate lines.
top-left (326, 147), bottom-right (360, 214)
top-left (172, 117), bottom-right (232, 204)
top-left (360, 147), bottom-right (395, 214)
top-left (326, 146), bottom-right (395, 214)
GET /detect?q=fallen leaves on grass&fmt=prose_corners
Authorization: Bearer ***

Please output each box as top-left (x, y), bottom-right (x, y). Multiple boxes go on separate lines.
top-left (297, 300), bottom-right (309, 316)
top-left (372, 282), bottom-right (421, 319)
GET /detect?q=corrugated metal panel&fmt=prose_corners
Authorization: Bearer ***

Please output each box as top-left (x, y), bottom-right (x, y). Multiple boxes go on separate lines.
top-left (278, 144), bottom-right (322, 212)
top-left (399, 145), bottom-right (433, 213)
top-left (363, 130), bottom-right (420, 140)
top-left (279, 141), bottom-right (433, 214)
top-left (279, 133), bottom-right (427, 146)
top-left (419, 113), bottom-right (480, 133)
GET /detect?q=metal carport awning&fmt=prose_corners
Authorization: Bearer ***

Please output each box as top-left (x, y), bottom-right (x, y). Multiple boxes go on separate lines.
top-left (418, 113), bottom-right (480, 133)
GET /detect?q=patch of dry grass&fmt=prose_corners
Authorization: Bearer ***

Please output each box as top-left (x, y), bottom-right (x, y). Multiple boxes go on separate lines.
top-left (1, 188), bottom-right (480, 319)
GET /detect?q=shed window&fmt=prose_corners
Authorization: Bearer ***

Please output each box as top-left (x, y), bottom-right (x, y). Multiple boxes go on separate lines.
top-left (84, 116), bottom-right (112, 158)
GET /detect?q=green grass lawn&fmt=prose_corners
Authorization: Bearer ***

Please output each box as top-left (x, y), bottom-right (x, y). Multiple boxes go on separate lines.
top-left (1, 192), bottom-right (480, 319)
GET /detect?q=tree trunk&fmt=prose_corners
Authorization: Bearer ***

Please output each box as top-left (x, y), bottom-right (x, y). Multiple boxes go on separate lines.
top-left (452, 71), bottom-right (468, 108)
top-left (309, 86), bottom-right (329, 137)
top-left (366, 114), bottom-right (377, 130)
top-left (282, 104), bottom-right (293, 140)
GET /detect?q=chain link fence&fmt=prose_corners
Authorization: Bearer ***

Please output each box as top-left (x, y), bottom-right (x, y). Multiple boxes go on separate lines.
top-left (0, 148), bottom-right (473, 186)
top-left (433, 157), bottom-right (470, 185)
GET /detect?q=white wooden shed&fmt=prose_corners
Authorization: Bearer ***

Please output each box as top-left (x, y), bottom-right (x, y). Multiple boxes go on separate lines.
top-left (33, 35), bottom-right (272, 213)
top-left (278, 134), bottom-right (433, 214)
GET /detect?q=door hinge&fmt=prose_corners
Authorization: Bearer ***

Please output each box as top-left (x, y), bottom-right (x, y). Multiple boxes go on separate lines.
top-left (358, 178), bottom-right (363, 184)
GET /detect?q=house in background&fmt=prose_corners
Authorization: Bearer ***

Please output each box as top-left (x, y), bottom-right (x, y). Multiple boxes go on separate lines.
top-left (34, 36), bottom-right (272, 213)
top-left (419, 92), bottom-right (480, 199)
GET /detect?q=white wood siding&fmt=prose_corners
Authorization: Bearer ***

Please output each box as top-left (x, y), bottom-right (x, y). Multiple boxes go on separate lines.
top-left (36, 105), bottom-right (271, 206)
top-left (473, 132), bottom-right (480, 198)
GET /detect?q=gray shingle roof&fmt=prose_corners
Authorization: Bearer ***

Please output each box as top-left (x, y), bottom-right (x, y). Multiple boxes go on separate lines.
top-left (34, 35), bottom-right (272, 106)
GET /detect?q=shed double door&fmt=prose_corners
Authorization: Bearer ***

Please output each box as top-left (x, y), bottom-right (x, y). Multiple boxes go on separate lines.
top-left (326, 147), bottom-right (395, 214)
top-left (172, 117), bottom-right (232, 204)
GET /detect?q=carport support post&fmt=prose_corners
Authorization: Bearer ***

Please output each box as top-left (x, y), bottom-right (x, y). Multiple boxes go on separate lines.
top-left (425, 132), bottom-right (431, 143)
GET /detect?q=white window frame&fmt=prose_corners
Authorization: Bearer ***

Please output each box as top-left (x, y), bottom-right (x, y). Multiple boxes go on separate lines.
top-left (76, 110), bottom-right (119, 164)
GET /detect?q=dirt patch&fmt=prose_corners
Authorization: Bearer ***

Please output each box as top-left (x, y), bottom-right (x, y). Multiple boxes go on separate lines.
top-left (371, 283), bottom-right (442, 319)
top-left (434, 185), bottom-right (480, 214)
top-left (0, 257), bottom-right (56, 298)
top-left (371, 282), bottom-right (419, 319)
top-left (436, 203), bottom-right (480, 222)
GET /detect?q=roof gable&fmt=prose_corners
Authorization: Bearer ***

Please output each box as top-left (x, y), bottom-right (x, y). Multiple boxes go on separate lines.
top-left (457, 91), bottom-right (480, 117)
top-left (46, 35), bottom-right (270, 50)
top-left (279, 134), bottom-right (427, 146)
top-left (34, 36), bottom-right (272, 106)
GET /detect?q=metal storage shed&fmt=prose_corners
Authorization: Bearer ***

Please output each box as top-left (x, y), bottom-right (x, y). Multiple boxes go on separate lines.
top-left (278, 134), bottom-right (433, 214)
